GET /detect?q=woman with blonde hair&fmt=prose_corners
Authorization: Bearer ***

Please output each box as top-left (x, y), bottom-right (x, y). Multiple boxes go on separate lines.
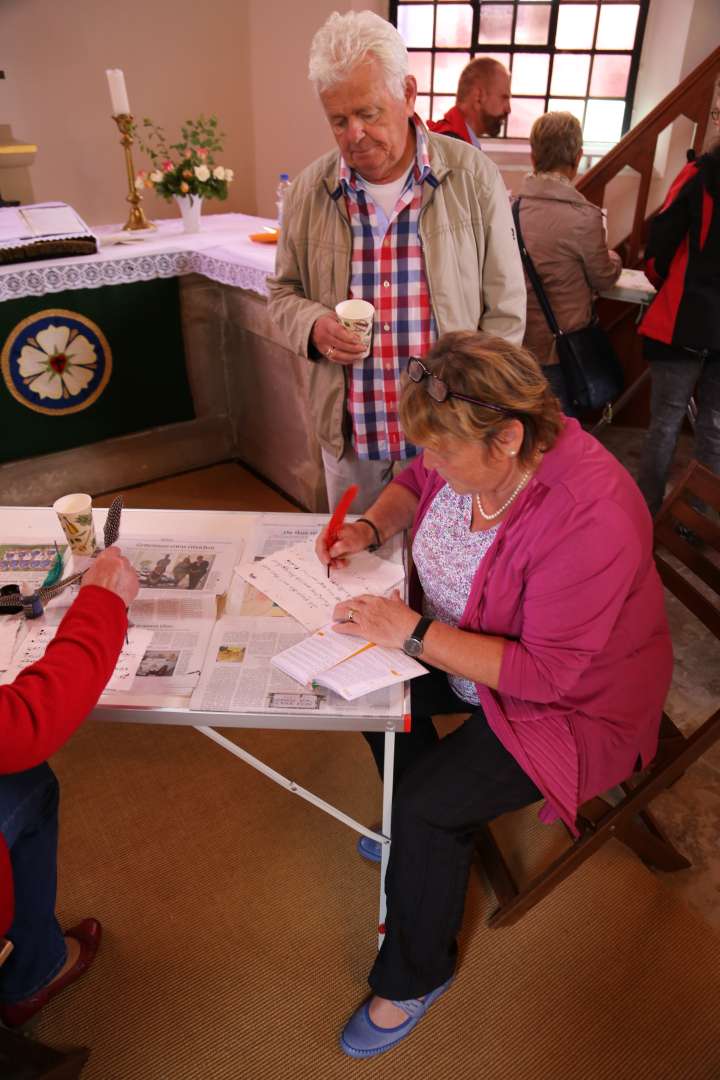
top-left (517, 111), bottom-right (622, 412)
top-left (317, 331), bottom-right (671, 1058)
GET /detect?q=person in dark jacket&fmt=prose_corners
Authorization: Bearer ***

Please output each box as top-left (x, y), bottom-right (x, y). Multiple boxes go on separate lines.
top-left (427, 57), bottom-right (511, 146)
top-left (637, 120), bottom-right (720, 515)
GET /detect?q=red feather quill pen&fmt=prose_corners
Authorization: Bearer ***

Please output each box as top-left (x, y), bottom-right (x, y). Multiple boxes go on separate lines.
top-left (324, 483), bottom-right (359, 577)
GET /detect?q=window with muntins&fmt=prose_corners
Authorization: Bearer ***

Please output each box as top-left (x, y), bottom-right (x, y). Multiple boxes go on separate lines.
top-left (390, 0), bottom-right (650, 142)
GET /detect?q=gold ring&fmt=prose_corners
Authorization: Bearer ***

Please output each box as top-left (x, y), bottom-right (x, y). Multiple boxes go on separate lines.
top-left (347, 608), bottom-right (357, 622)
top-left (326, 345), bottom-right (335, 359)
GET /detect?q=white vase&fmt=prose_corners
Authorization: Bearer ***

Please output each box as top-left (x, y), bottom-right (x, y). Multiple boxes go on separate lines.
top-left (174, 194), bottom-right (203, 233)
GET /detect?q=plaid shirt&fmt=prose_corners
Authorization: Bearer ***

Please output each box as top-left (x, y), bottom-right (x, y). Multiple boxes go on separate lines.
top-left (336, 120), bottom-right (438, 461)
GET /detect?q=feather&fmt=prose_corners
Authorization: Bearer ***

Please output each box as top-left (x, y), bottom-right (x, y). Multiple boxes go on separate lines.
top-left (104, 495), bottom-right (124, 549)
top-left (40, 542), bottom-right (64, 588)
top-left (325, 484), bottom-right (359, 549)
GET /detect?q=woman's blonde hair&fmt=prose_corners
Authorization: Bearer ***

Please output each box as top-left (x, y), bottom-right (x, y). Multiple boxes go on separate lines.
top-left (399, 332), bottom-right (563, 467)
top-left (530, 111), bottom-right (583, 173)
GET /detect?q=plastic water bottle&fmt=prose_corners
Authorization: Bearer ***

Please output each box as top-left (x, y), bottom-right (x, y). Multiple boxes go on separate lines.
top-left (276, 173), bottom-right (291, 228)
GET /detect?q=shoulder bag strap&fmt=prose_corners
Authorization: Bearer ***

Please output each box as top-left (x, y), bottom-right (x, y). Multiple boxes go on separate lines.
top-left (512, 198), bottom-right (562, 337)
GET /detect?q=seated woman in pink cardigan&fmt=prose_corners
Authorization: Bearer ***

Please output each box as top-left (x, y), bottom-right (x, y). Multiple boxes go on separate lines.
top-left (316, 332), bottom-right (672, 1060)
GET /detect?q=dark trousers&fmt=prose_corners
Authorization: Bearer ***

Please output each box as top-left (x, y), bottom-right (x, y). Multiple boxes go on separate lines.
top-left (364, 669), bottom-right (541, 1000)
top-left (0, 764), bottom-right (66, 1002)
top-left (638, 339), bottom-right (720, 515)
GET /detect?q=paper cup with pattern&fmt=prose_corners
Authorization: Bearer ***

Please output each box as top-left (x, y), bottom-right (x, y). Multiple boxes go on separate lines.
top-left (335, 299), bottom-right (375, 359)
top-left (52, 493), bottom-right (97, 556)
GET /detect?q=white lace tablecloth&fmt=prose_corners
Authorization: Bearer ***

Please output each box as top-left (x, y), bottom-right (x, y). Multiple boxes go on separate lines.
top-left (0, 212), bottom-right (278, 303)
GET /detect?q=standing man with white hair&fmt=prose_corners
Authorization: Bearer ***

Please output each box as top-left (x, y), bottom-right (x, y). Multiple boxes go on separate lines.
top-left (268, 10), bottom-right (525, 515)
top-left (428, 56), bottom-right (512, 145)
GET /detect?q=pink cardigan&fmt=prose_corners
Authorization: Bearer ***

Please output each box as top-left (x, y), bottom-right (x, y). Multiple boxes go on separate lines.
top-left (393, 419), bottom-right (672, 831)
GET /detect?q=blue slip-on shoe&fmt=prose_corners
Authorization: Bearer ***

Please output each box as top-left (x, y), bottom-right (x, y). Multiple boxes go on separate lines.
top-left (356, 832), bottom-right (383, 864)
top-left (339, 976), bottom-right (454, 1059)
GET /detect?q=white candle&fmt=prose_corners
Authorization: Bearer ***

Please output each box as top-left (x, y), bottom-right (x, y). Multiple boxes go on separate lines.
top-left (106, 69), bottom-right (131, 116)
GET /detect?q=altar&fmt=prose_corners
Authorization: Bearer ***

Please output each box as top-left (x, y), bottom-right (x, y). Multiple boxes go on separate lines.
top-left (0, 214), bottom-right (328, 512)
top-left (0, 211), bottom-right (656, 515)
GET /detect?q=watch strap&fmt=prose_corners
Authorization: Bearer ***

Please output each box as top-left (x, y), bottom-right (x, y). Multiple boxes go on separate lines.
top-left (410, 616), bottom-right (433, 643)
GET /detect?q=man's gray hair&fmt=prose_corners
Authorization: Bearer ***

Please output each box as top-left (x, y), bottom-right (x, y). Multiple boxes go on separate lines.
top-left (309, 10), bottom-right (409, 100)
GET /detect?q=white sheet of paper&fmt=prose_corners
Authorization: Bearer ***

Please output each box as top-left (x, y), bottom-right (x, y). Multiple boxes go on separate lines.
top-left (0, 625), bottom-right (153, 690)
top-left (236, 540), bottom-right (404, 631)
top-left (0, 619), bottom-right (21, 670)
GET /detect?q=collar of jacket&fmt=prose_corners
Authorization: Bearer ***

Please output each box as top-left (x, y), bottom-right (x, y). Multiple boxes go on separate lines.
top-left (323, 117), bottom-right (451, 206)
top-left (519, 172), bottom-right (587, 205)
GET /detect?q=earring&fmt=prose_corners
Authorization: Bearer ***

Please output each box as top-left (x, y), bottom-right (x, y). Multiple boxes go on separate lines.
top-left (509, 450), bottom-right (517, 457)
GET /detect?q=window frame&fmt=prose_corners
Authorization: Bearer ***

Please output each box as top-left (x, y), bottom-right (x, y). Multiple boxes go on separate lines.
top-left (389, 0), bottom-right (651, 141)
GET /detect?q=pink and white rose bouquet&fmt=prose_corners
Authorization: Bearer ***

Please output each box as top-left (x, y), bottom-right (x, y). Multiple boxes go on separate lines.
top-left (134, 115), bottom-right (234, 201)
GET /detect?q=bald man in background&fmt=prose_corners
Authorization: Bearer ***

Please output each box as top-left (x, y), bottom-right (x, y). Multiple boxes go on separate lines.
top-left (428, 57), bottom-right (511, 146)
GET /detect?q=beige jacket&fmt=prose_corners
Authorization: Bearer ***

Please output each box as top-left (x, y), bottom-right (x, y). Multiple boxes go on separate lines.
top-left (517, 174), bottom-right (622, 365)
top-left (267, 127), bottom-right (526, 458)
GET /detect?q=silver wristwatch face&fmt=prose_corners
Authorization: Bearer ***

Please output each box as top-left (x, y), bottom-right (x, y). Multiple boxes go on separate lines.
top-left (403, 636), bottom-right (424, 657)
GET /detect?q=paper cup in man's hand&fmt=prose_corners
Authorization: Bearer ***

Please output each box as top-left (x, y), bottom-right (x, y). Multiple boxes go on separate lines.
top-left (52, 493), bottom-right (97, 555)
top-left (335, 299), bottom-right (375, 359)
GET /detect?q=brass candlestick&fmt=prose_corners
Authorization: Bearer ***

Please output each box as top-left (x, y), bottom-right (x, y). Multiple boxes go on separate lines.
top-left (112, 113), bottom-right (155, 231)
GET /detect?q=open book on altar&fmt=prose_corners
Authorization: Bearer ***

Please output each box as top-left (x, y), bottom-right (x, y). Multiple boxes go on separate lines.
top-left (0, 202), bottom-right (97, 264)
top-left (271, 623), bottom-right (428, 702)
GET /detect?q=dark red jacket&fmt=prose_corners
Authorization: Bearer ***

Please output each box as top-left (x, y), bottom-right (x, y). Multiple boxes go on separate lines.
top-left (0, 586), bottom-right (127, 934)
top-left (640, 149), bottom-right (720, 352)
top-left (427, 105), bottom-right (473, 144)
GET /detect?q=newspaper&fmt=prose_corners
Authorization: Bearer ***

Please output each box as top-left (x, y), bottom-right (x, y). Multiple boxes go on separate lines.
top-left (121, 537), bottom-right (237, 596)
top-left (189, 616), bottom-right (401, 716)
top-left (110, 593), bottom-right (217, 697)
top-left (0, 540), bottom-right (68, 590)
top-left (225, 515), bottom-right (325, 619)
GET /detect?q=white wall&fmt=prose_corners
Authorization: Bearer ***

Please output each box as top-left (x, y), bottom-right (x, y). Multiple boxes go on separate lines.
top-left (248, 0), bottom-right (387, 219)
top-left (1, 0), bottom-right (255, 224)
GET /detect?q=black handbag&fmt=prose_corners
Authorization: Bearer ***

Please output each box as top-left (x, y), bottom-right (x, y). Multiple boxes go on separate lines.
top-left (512, 199), bottom-right (624, 412)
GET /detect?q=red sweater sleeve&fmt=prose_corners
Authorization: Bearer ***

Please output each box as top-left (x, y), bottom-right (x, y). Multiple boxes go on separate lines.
top-left (0, 585), bottom-right (127, 774)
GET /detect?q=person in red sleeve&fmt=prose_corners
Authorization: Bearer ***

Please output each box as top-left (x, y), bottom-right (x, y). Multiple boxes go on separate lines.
top-left (0, 546), bottom-right (138, 1027)
top-left (427, 57), bottom-right (511, 147)
top-left (637, 112), bottom-right (720, 515)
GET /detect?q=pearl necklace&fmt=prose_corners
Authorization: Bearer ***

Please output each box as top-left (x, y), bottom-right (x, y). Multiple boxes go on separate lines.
top-left (475, 469), bottom-right (531, 521)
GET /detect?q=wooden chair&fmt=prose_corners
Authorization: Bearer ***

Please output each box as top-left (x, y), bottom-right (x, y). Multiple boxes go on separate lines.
top-left (475, 460), bottom-right (720, 929)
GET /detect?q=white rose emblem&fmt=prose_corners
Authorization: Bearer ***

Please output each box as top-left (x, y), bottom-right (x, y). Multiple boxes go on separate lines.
top-left (212, 166), bottom-right (226, 181)
top-left (194, 165), bottom-right (211, 182)
top-left (18, 324), bottom-right (97, 401)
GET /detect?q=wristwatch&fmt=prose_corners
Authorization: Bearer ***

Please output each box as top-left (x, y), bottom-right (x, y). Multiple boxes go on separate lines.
top-left (402, 616), bottom-right (433, 658)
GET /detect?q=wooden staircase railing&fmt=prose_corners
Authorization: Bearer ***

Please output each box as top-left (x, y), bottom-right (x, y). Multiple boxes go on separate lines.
top-left (577, 47), bottom-right (720, 266)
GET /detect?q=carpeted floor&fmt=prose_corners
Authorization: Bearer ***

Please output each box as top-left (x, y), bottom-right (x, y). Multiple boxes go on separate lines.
top-left (31, 716), bottom-right (720, 1080)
